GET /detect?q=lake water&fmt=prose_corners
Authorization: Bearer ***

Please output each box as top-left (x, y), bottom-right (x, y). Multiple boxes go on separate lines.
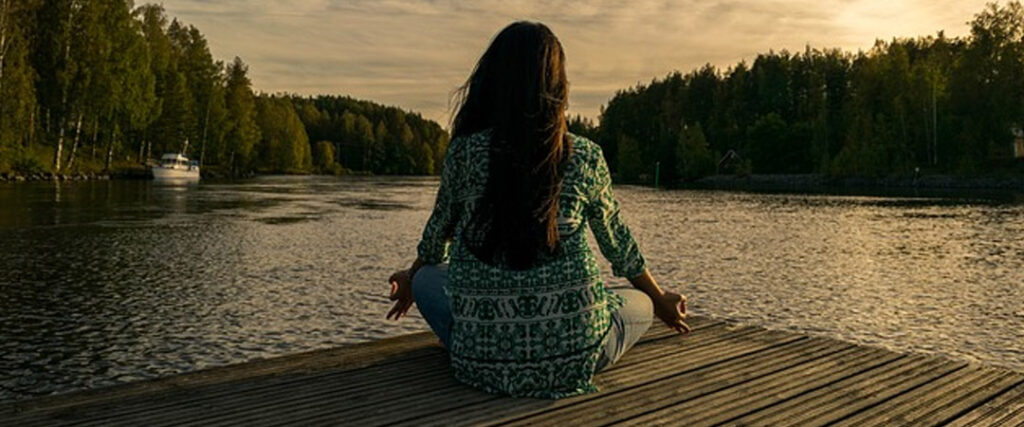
top-left (1, 176), bottom-right (1023, 402)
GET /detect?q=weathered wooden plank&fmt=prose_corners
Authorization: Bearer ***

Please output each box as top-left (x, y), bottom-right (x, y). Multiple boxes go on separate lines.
top-left (502, 338), bottom-right (839, 427)
top-left (11, 317), bottom-right (721, 427)
top-left (636, 316), bottom-right (720, 343)
top-left (1002, 399), bottom-right (1024, 426)
top-left (914, 372), bottom-right (1024, 426)
top-left (108, 317), bottom-right (717, 423)
top-left (831, 363), bottom-right (1004, 426)
top-left (618, 346), bottom-right (903, 426)
top-left (63, 319), bottom-right (719, 427)
top-left (277, 328), bottom-right (790, 427)
top-left (7, 351), bottom-right (452, 427)
top-left (4, 314), bottom-right (1023, 427)
top-left (389, 328), bottom-right (802, 426)
top-left (723, 353), bottom-right (952, 426)
top-left (80, 319), bottom-right (727, 427)
top-left (88, 361), bottom-right (456, 427)
top-left (946, 380), bottom-right (1024, 427)
top-left (598, 324), bottom-right (762, 378)
top-left (237, 324), bottom-right (772, 427)
top-left (0, 331), bottom-right (441, 418)
top-left (595, 328), bottom-right (797, 388)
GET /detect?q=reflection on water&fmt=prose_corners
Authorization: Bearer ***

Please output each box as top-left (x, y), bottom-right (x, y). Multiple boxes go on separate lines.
top-left (0, 176), bottom-right (1022, 402)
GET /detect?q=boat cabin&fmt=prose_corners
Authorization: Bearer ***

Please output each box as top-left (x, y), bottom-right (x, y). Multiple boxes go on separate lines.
top-left (160, 154), bottom-right (198, 170)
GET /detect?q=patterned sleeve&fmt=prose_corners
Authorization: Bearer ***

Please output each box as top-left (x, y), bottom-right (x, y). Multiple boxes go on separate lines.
top-left (416, 137), bottom-right (459, 264)
top-left (584, 147), bottom-right (647, 278)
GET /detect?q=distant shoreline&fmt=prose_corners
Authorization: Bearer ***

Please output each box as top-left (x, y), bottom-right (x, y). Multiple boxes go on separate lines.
top-left (0, 170), bottom-right (150, 183)
top-left (4, 171), bottom-right (1024, 194)
top-left (678, 174), bottom-right (1024, 193)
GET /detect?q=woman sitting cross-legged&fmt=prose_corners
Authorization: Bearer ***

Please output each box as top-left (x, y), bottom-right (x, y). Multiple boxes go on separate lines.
top-left (386, 21), bottom-right (690, 399)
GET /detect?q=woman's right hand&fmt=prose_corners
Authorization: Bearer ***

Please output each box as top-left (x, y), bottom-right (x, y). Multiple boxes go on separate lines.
top-left (386, 269), bottom-right (414, 321)
top-left (652, 291), bottom-right (690, 335)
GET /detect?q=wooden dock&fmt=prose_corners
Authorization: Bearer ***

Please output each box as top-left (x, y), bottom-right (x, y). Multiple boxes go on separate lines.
top-left (3, 315), bottom-right (1023, 426)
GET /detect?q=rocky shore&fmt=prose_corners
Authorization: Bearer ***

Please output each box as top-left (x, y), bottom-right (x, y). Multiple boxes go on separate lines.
top-left (0, 169), bottom-right (151, 183)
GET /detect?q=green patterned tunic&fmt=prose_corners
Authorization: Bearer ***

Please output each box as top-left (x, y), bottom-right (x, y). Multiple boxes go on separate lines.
top-left (416, 129), bottom-right (647, 398)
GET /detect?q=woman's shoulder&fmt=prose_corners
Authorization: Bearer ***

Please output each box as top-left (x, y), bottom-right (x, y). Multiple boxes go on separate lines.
top-left (567, 132), bottom-right (606, 167)
top-left (447, 128), bottom-right (492, 156)
top-left (452, 128), bottom-right (492, 145)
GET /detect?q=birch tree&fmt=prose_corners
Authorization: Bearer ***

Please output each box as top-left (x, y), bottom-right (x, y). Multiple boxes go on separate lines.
top-left (0, 0), bottom-right (39, 156)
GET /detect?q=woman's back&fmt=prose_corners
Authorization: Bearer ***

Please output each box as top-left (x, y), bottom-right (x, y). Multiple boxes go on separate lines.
top-left (416, 129), bottom-right (647, 398)
top-left (387, 20), bottom-right (688, 401)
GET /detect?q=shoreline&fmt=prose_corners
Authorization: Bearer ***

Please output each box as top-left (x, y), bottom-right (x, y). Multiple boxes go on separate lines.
top-left (4, 170), bottom-right (1024, 193)
top-left (0, 170), bottom-right (149, 182)
top-left (0, 168), bottom-right (242, 183)
top-left (681, 173), bottom-right (1024, 192)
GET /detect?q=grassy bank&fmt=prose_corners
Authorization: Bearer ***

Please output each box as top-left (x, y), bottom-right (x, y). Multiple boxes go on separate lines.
top-left (0, 145), bottom-right (147, 181)
top-left (0, 145), bottom-right (358, 182)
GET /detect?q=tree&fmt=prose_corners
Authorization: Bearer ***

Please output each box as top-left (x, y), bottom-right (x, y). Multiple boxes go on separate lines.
top-left (373, 120), bottom-right (389, 173)
top-left (175, 24), bottom-right (220, 161)
top-left (596, 2), bottom-right (1024, 181)
top-left (254, 94), bottom-right (311, 173)
top-left (2, 1), bottom-right (450, 177)
top-left (313, 140), bottom-right (337, 174)
top-left (354, 114), bottom-right (376, 171)
top-left (949, 1), bottom-right (1024, 172)
top-left (32, 0), bottom-right (86, 171)
top-left (223, 57), bottom-right (260, 175)
top-left (0, 0), bottom-right (39, 164)
top-left (137, 3), bottom-right (170, 161)
top-left (675, 123), bottom-right (714, 180)
top-left (617, 134), bottom-right (643, 182)
top-left (567, 114), bottom-right (598, 141)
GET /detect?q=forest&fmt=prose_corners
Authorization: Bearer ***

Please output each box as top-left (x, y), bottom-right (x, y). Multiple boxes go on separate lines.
top-left (594, 2), bottom-right (1024, 183)
top-left (3, 2), bottom-right (1024, 182)
top-left (0, 1), bottom-right (448, 177)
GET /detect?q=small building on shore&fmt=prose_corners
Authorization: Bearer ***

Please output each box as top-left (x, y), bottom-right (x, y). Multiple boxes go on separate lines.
top-left (1013, 127), bottom-right (1024, 159)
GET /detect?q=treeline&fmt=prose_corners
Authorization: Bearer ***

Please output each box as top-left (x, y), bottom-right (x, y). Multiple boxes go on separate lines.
top-left (0, 1), bottom-right (448, 176)
top-left (291, 96), bottom-right (448, 175)
top-left (597, 2), bottom-right (1024, 182)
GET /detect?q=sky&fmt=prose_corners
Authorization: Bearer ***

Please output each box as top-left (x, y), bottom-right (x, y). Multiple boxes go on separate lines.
top-left (160, 0), bottom-right (988, 125)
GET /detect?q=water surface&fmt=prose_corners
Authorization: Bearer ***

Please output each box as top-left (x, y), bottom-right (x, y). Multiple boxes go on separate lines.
top-left (1, 176), bottom-right (1022, 401)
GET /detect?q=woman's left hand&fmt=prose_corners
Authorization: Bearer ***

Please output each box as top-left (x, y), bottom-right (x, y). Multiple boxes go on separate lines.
top-left (653, 291), bottom-right (691, 335)
top-left (386, 269), bottom-right (414, 320)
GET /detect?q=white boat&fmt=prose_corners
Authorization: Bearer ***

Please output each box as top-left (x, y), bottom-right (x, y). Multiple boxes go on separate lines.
top-left (152, 153), bottom-right (200, 182)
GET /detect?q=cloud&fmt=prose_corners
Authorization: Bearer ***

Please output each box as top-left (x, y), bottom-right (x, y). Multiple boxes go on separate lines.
top-left (162, 0), bottom-right (983, 124)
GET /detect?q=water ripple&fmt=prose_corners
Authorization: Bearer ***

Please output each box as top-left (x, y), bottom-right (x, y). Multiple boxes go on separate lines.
top-left (0, 177), bottom-right (1021, 402)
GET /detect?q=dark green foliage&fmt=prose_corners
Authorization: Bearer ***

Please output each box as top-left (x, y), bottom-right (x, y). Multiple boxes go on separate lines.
top-left (0, 2), bottom-right (447, 176)
top-left (254, 94), bottom-right (311, 173)
top-left (291, 95), bottom-right (448, 175)
top-left (11, 151), bottom-right (47, 175)
top-left (222, 57), bottom-right (260, 174)
top-left (616, 134), bottom-right (644, 182)
top-left (568, 114), bottom-right (599, 141)
top-left (0, 0), bottom-right (39, 152)
top-left (598, 2), bottom-right (1024, 181)
top-left (675, 123), bottom-right (715, 180)
top-left (313, 140), bottom-right (340, 175)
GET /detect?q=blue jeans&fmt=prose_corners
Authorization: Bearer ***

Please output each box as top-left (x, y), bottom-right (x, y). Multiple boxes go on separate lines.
top-left (411, 264), bottom-right (653, 372)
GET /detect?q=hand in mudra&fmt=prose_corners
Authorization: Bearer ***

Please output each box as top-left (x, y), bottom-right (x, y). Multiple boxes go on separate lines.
top-left (653, 291), bottom-right (690, 335)
top-left (386, 269), bottom-right (414, 320)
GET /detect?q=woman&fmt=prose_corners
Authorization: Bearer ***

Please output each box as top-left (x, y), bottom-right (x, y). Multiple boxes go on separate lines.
top-left (386, 21), bottom-right (689, 399)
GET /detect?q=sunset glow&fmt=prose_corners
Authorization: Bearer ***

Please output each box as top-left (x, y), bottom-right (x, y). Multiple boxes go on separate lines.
top-left (162, 0), bottom-right (984, 122)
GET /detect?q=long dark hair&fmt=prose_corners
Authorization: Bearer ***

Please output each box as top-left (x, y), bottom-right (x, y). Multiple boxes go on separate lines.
top-left (450, 21), bottom-right (571, 270)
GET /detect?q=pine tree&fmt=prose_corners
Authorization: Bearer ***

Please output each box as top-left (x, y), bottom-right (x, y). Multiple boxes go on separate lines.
top-left (223, 57), bottom-right (259, 175)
